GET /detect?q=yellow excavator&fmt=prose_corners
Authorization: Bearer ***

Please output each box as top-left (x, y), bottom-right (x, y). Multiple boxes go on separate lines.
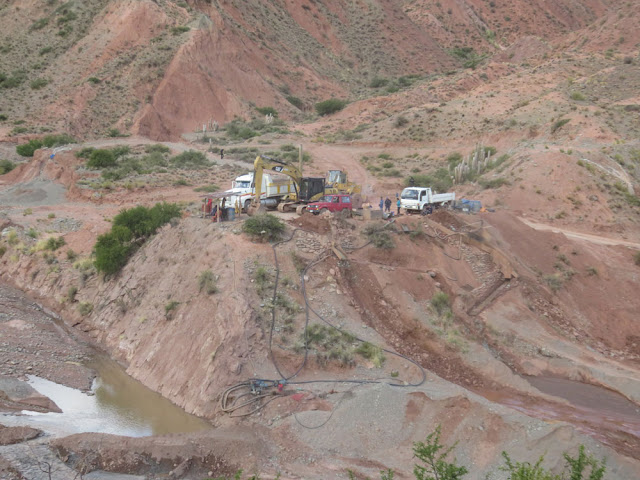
top-left (247, 155), bottom-right (324, 215)
top-left (247, 155), bottom-right (361, 215)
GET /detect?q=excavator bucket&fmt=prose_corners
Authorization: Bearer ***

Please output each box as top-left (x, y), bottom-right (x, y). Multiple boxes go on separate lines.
top-left (247, 203), bottom-right (267, 216)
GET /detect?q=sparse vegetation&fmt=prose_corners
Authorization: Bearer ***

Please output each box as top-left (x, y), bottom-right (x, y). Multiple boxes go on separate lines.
top-left (242, 214), bottom-right (285, 242)
top-left (431, 292), bottom-right (451, 316)
top-left (363, 223), bottom-right (394, 249)
top-left (86, 149), bottom-right (116, 168)
top-left (198, 269), bottom-right (218, 294)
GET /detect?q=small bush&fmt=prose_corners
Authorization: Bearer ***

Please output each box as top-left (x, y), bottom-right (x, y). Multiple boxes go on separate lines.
top-left (355, 342), bottom-right (385, 367)
top-left (551, 118), bottom-right (571, 134)
top-left (77, 302), bottom-right (93, 316)
top-left (0, 71), bottom-right (26, 89)
top-left (0, 159), bottom-right (16, 174)
top-left (369, 77), bottom-right (388, 88)
top-left (45, 236), bottom-right (65, 251)
top-left (544, 273), bottom-right (563, 292)
top-left (144, 144), bottom-right (170, 154)
top-left (478, 177), bottom-right (510, 189)
top-left (315, 98), bottom-right (348, 116)
top-left (256, 106), bottom-right (278, 117)
top-left (363, 223), bottom-right (394, 249)
top-left (67, 286), bottom-right (78, 303)
top-left (87, 77), bottom-right (101, 84)
top-left (198, 270), bottom-right (218, 294)
top-left (75, 147), bottom-right (95, 159)
top-left (165, 300), bottom-right (180, 319)
top-left (107, 128), bottom-right (125, 137)
top-left (170, 150), bottom-right (208, 169)
top-left (171, 25), bottom-right (190, 35)
top-left (634, 251), bottom-right (640, 266)
top-left (16, 139), bottom-right (44, 157)
top-left (431, 292), bottom-right (451, 316)
top-left (570, 92), bottom-right (586, 101)
top-left (243, 214), bottom-right (285, 242)
top-left (30, 78), bottom-right (50, 90)
top-left (394, 115), bottom-right (409, 128)
top-left (86, 149), bottom-right (116, 168)
top-left (285, 95), bottom-right (303, 109)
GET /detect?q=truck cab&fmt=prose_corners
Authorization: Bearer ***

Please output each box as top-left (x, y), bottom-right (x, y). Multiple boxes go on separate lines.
top-left (307, 194), bottom-right (352, 215)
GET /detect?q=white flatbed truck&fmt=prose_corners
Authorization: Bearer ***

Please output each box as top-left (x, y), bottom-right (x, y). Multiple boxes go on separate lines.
top-left (400, 187), bottom-right (456, 214)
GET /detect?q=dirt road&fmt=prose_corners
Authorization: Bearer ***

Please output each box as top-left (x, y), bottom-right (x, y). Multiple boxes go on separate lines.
top-left (519, 217), bottom-right (640, 248)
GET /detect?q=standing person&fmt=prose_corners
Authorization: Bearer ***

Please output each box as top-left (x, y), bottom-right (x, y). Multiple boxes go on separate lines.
top-left (396, 197), bottom-right (401, 215)
top-left (220, 148), bottom-right (225, 160)
top-left (379, 197), bottom-right (384, 212)
top-left (384, 197), bottom-right (391, 213)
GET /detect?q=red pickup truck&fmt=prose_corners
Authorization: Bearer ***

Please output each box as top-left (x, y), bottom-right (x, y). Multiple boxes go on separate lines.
top-left (307, 194), bottom-right (353, 215)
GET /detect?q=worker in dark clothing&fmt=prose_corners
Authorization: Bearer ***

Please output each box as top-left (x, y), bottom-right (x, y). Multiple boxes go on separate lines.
top-left (220, 148), bottom-right (225, 160)
top-left (384, 197), bottom-right (391, 212)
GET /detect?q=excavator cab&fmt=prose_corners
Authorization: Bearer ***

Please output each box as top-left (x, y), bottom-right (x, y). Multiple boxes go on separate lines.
top-left (327, 170), bottom-right (347, 185)
top-left (299, 177), bottom-right (325, 202)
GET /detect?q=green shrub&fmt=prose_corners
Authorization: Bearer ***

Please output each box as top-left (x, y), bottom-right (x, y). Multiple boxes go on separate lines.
top-left (77, 302), bottom-right (93, 316)
top-left (16, 139), bottom-right (44, 157)
top-left (94, 225), bottom-right (133, 275)
top-left (170, 150), bottom-right (208, 169)
top-left (87, 77), bottom-right (101, 84)
top-left (67, 286), bottom-right (78, 303)
top-left (144, 144), bottom-right (170, 154)
top-left (31, 17), bottom-right (50, 31)
top-left (107, 128), bottom-right (125, 137)
top-left (43, 134), bottom-right (75, 147)
top-left (94, 203), bottom-right (181, 274)
top-left (449, 46), bottom-right (487, 69)
top-left (198, 270), bottom-right (218, 294)
top-left (431, 292), bottom-right (451, 316)
top-left (413, 425), bottom-right (468, 480)
top-left (0, 114), bottom-right (7, 121)
top-left (0, 159), bottom-right (16, 175)
top-left (315, 98), bottom-right (348, 116)
top-left (369, 77), bottom-right (388, 88)
top-left (242, 214), bottom-right (285, 242)
top-left (0, 71), bottom-right (26, 89)
top-left (478, 177), bottom-right (510, 189)
top-left (30, 78), bottom-right (50, 90)
top-left (363, 223), bottom-right (394, 249)
top-left (404, 169), bottom-right (452, 193)
top-left (256, 106), bottom-right (278, 117)
top-left (394, 116), bottom-right (409, 128)
top-left (87, 149), bottom-right (116, 168)
top-left (45, 236), bottom-right (66, 251)
top-left (285, 95), bottom-right (303, 109)
top-left (551, 118), bottom-right (571, 134)
top-left (354, 342), bottom-right (385, 367)
top-left (113, 202), bottom-right (181, 239)
top-left (75, 147), bottom-right (95, 159)
top-left (171, 25), bottom-right (190, 35)
top-left (570, 92), bottom-right (586, 101)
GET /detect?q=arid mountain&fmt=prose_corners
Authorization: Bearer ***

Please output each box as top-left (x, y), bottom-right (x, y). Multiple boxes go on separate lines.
top-left (0, 0), bottom-right (635, 140)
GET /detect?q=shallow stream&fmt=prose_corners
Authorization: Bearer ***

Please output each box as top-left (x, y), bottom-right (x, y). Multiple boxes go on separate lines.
top-left (2, 355), bottom-right (210, 437)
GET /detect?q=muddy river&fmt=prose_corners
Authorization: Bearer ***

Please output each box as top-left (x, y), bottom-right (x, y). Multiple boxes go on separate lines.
top-left (2, 355), bottom-right (210, 437)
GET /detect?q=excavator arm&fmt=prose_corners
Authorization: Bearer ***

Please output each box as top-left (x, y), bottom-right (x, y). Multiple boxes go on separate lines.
top-left (249, 155), bottom-right (303, 214)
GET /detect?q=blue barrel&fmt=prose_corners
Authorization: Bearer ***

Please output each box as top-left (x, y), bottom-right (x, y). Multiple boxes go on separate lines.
top-left (226, 207), bottom-right (236, 221)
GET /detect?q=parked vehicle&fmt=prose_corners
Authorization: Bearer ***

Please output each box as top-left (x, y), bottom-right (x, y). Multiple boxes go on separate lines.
top-left (225, 170), bottom-right (296, 213)
top-left (307, 194), bottom-right (353, 215)
top-left (400, 187), bottom-right (455, 214)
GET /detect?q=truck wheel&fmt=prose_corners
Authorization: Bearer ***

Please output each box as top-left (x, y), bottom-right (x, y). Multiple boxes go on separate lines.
top-left (421, 205), bottom-right (433, 216)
